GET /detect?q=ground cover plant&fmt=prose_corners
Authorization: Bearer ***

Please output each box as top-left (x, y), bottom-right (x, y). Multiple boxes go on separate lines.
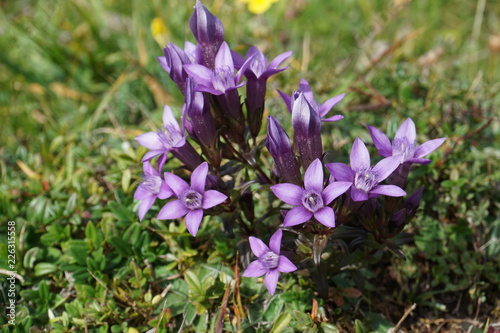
top-left (1, 0), bottom-right (499, 332)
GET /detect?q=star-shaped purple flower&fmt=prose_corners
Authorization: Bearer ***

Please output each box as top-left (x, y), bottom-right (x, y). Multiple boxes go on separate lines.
top-left (135, 105), bottom-right (186, 162)
top-left (278, 78), bottom-right (345, 122)
top-left (183, 41), bottom-right (250, 96)
top-left (243, 229), bottom-right (297, 295)
top-left (270, 159), bottom-right (351, 227)
top-left (326, 138), bottom-right (406, 202)
top-left (157, 162), bottom-right (227, 236)
top-left (243, 47), bottom-right (292, 81)
top-left (134, 158), bottom-right (173, 221)
top-left (368, 118), bottom-right (446, 165)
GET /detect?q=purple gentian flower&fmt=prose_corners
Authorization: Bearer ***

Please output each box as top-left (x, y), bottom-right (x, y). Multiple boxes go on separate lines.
top-left (158, 42), bottom-right (197, 94)
top-left (157, 162), bottom-right (227, 236)
top-left (134, 159), bottom-right (172, 221)
top-left (368, 118), bottom-right (446, 165)
top-left (184, 78), bottom-right (217, 149)
top-left (278, 79), bottom-right (345, 122)
top-left (243, 47), bottom-right (292, 137)
top-left (184, 42), bottom-right (252, 143)
top-left (243, 229), bottom-right (297, 295)
top-left (243, 47), bottom-right (292, 81)
top-left (326, 138), bottom-right (406, 202)
top-left (135, 105), bottom-right (186, 162)
top-left (183, 42), bottom-right (249, 96)
top-left (189, 0), bottom-right (225, 69)
top-left (270, 159), bottom-right (351, 227)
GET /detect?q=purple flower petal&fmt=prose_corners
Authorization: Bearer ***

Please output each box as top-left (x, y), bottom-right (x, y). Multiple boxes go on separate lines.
top-left (243, 260), bottom-right (267, 277)
top-left (193, 84), bottom-right (225, 96)
top-left (202, 190), bottom-right (227, 209)
top-left (350, 138), bottom-right (371, 172)
top-left (164, 172), bottom-right (190, 197)
top-left (183, 64), bottom-right (215, 87)
top-left (370, 185), bottom-right (406, 197)
top-left (141, 150), bottom-right (165, 162)
top-left (414, 138), bottom-right (446, 158)
top-left (157, 199), bottom-right (189, 220)
top-left (268, 51), bottom-right (293, 70)
top-left (142, 161), bottom-right (156, 176)
top-left (318, 93), bottom-right (345, 118)
top-left (277, 89), bottom-right (292, 113)
top-left (351, 187), bottom-right (369, 202)
top-left (158, 56), bottom-right (170, 73)
top-left (321, 115), bottom-right (344, 122)
top-left (185, 209), bottom-right (204, 236)
top-left (405, 157), bottom-right (432, 165)
top-left (138, 195), bottom-right (156, 221)
top-left (277, 256), bottom-right (297, 273)
top-left (304, 159), bottom-right (324, 193)
top-left (214, 42), bottom-right (234, 72)
top-left (270, 183), bottom-right (304, 206)
top-left (264, 269), bottom-right (279, 295)
top-left (372, 155), bottom-right (402, 182)
top-left (134, 185), bottom-right (150, 200)
top-left (249, 236), bottom-right (271, 257)
top-left (158, 182), bottom-right (173, 199)
top-left (395, 118), bottom-right (416, 143)
top-left (269, 229), bottom-right (282, 254)
top-left (325, 162), bottom-right (354, 182)
top-left (190, 162), bottom-right (208, 193)
top-left (283, 206), bottom-right (313, 227)
top-left (368, 125), bottom-right (392, 157)
top-left (313, 206), bottom-right (335, 228)
top-left (136, 132), bottom-right (164, 150)
top-left (162, 105), bottom-right (181, 132)
top-left (322, 181), bottom-right (352, 205)
top-left (298, 79), bottom-right (314, 105)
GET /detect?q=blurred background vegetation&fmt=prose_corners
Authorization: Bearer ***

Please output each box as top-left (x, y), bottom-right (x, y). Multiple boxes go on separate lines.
top-left (1, 0), bottom-right (499, 332)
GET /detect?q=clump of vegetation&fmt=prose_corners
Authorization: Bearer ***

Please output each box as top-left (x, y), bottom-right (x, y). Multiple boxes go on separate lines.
top-left (0, 0), bottom-right (498, 332)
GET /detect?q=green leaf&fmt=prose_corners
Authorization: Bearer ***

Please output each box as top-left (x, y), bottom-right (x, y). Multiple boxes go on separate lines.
top-left (184, 270), bottom-right (203, 296)
top-left (108, 236), bottom-right (133, 256)
top-left (23, 247), bottom-right (41, 269)
top-left (320, 322), bottom-right (340, 333)
top-left (108, 201), bottom-right (135, 222)
top-left (270, 312), bottom-right (292, 333)
top-left (354, 319), bottom-right (368, 333)
top-left (122, 168), bottom-right (132, 192)
top-left (34, 262), bottom-right (58, 276)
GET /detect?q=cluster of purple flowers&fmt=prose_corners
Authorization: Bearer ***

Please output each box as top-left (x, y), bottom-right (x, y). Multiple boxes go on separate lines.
top-left (134, 1), bottom-right (445, 296)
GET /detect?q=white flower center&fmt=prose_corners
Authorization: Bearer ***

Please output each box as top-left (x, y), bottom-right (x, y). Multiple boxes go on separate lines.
top-left (141, 175), bottom-right (162, 195)
top-left (250, 58), bottom-right (265, 77)
top-left (157, 125), bottom-right (183, 149)
top-left (260, 251), bottom-right (279, 270)
top-left (212, 66), bottom-right (234, 92)
top-left (392, 138), bottom-right (416, 163)
top-left (181, 189), bottom-right (203, 210)
top-left (302, 191), bottom-right (324, 213)
top-left (354, 168), bottom-right (379, 193)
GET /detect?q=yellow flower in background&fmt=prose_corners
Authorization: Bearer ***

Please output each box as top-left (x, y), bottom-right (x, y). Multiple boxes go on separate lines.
top-left (240, 0), bottom-right (279, 15)
top-left (150, 17), bottom-right (169, 47)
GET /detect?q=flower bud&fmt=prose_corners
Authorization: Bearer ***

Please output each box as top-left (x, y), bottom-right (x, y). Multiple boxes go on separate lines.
top-left (266, 116), bottom-right (301, 185)
top-left (189, 0), bottom-right (224, 69)
top-left (292, 93), bottom-right (323, 169)
top-left (162, 43), bottom-right (192, 93)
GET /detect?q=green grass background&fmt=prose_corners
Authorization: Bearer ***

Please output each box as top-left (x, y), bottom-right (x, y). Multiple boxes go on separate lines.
top-left (1, 0), bottom-right (499, 332)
